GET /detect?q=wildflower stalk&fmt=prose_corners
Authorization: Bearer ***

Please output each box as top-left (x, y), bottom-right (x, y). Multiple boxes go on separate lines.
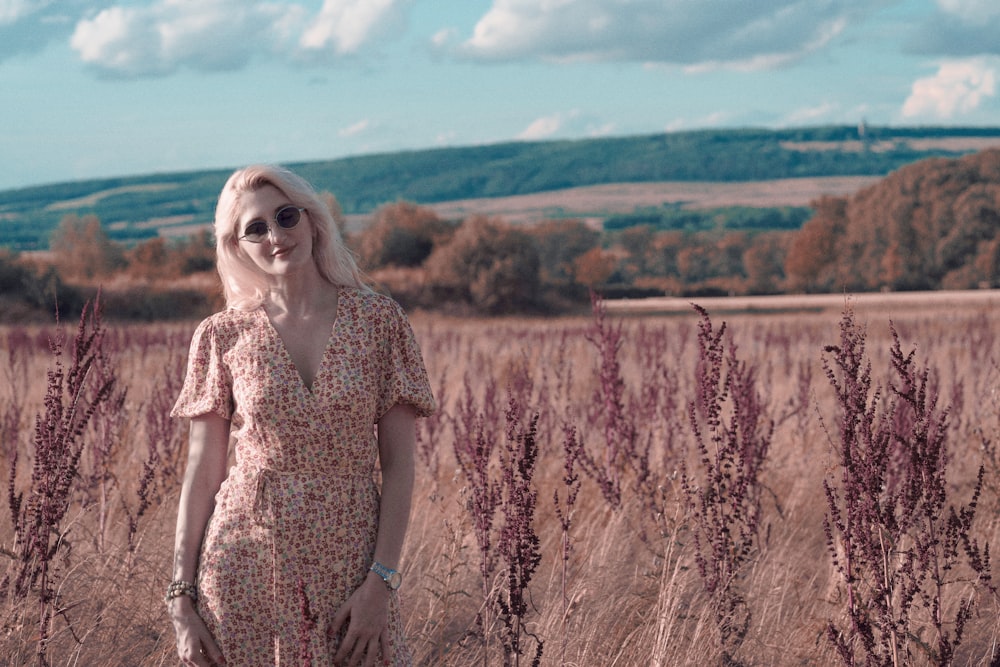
top-left (822, 307), bottom-right (993, 665)
top-left (497, 398), bottom-right (543, 667)
top-left (680, 305), bottom-right (772, 661)
top-left (553, 421), bottom-right (582, 665)
top-left (452, 375), bottom-right (500, 664)
top-left (7, 297), bottom-right (115, 667)
top-left (580, 290), bottom-right (630, 508)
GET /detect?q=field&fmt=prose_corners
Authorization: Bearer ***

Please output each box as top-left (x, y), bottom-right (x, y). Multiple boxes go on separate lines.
top-left (347, 175), bottom-right (882, 229)
top-left (2, 291), bottom-right (1000, 666)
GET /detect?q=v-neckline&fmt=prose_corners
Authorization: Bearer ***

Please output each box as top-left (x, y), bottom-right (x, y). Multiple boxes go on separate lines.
top-left (259, 289), bottom-right (346, 394)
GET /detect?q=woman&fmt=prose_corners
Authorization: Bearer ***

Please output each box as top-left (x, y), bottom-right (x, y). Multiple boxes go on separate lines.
top-left (167, 164), bottom-right (435, 666)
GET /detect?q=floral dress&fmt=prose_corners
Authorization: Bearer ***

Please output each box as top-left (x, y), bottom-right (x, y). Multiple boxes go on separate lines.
top-left (171, 287), bottom-right (435, 666)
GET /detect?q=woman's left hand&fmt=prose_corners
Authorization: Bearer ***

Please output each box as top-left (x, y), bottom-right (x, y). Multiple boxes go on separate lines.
top-left (329, 573), bottom-right (392, 666)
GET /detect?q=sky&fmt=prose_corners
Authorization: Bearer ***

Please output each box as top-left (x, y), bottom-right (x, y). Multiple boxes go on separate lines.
top-left (1, 0), bottom-right (999, 192)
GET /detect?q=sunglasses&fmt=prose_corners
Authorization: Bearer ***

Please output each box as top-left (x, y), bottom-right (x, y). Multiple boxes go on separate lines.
top-left (238, 205), bottom-right (305, 243)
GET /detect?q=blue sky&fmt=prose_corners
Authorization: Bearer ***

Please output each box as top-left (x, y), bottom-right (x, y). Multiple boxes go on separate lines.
top-left (2, 0), bottom-right (999, 192)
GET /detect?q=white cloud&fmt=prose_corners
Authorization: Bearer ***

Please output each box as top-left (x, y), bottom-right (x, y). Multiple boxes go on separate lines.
top-left (70, 0), bottom-right (299, 76)
top-left (783, 101), bottom-right (839, 125)
top-left (902, 58), bottom-right (997, 119)
top-left (430, 27), bottom-right (454, 49)
top-left (664, 118), bottom-right (687, 132)
top-left (0, 0), bottom-right (99, 60)
top-left (458, 0), bottom-right (884, 69)
top-left (936, 0), bottom-right (1000, 22)
top-left (300, 0), bottom-right (406, 55)
top-left (515, 110), bottom-right (615, 140)
top-left (65, 0), bottom-right (405, 77)
top-left (586, 121), bottom-right (616, 137)
top-left (435, 130), bottom-right (458, 145)
top-left (339, 119), bottom-right (371, 137)
top-left (517, 113), bottom-right (566, 140)
top-left (0, 0), bottom-right (47, 25)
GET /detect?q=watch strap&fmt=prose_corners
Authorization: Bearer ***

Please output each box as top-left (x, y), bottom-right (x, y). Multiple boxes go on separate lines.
top-left (369, 561), bottom-right (401, 590)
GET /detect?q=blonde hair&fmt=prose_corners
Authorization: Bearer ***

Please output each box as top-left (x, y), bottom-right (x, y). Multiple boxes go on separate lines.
top-left (214, 164), bottom-right (370, 310)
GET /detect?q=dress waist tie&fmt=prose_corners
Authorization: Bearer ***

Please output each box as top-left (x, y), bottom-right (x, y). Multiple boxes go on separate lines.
top-left (252, 468), bottom-right (278, 527)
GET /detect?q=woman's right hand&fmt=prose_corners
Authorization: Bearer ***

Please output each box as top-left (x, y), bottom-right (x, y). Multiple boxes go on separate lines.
top-left (169, 597), bottom-right (226, 666)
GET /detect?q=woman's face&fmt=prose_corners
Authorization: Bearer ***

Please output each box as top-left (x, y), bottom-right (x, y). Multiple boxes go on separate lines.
top-left (235, 184), bottom-right (315, 279)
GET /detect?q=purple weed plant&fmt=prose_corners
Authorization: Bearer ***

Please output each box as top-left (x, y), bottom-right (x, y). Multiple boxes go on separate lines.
top-left (145, 359), bottom-right (187, 489)
top-left (6, 297), bottom-right (116, 666)
top-left (452, 374), bottom-right (501, 655)
top-left (578, 294), bottom-right (683, 549)
top-left (552, 421), bottom-right (582, 665)
top-left (416, 368), bottom-right (448, 480)
top-left (497, 397), bottom-right (543, 667)
top-left (579, 290), bottom-right (631, 508)
top-left (822, 307), bottom-right (993, 666)
top-left (124, 351), bottom-right (190, 553)
top-left (680, 305), bottom-right (772, 660)
top-left (82, 353), bottom-right (127, 552)
top-left (553, 422), bottom-right (582, 609)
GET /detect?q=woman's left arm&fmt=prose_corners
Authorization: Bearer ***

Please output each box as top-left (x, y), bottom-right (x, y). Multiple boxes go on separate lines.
top-left (371, 402), bottom-right (417, 571)
top-left (331, 403), bottom-right (416, 666)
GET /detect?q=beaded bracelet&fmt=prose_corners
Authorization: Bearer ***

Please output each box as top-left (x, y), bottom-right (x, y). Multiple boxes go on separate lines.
top-left (165, 580), bottom-right (198, 604)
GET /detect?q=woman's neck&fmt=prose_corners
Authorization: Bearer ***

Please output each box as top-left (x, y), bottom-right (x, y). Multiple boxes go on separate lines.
top-left (265, 273), bottom-right (339, 320)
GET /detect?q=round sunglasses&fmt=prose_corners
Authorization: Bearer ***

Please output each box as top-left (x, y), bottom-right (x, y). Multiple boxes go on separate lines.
top-left (238, 205), bottom-right (305, 243)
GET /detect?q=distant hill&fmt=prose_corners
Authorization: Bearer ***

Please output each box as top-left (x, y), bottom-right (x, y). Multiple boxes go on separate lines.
top-left (3, 125), bottom-right (1000, 251)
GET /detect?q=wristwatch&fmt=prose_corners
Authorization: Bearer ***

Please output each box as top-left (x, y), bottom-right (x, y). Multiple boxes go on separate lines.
top-left (369, 561), bottom-right (402, 591)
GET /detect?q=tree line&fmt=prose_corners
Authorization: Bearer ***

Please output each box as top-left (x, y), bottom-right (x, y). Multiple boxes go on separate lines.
top-left (4, 124), bottom-right (999, 253)
top-left (1, 149), bottom-right (998, 321)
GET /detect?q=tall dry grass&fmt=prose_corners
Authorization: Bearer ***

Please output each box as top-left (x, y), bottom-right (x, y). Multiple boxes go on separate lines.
top-left (1, 295), bottom-right (998, 666)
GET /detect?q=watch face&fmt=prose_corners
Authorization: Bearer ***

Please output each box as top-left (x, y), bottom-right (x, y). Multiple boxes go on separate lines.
top-left (388, 572), bottom-right (402, 590)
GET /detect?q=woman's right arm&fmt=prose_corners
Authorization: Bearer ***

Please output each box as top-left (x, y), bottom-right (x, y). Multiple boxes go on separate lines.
top-left (169, 412), bottom-right (231, 666)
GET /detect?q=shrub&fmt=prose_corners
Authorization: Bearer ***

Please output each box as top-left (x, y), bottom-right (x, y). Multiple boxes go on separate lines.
top-left (424, 216), bottom-right (541, 314)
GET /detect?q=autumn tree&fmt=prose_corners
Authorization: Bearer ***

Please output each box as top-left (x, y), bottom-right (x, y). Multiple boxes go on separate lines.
top-left (174, 229), bottom-right (217, 274)
top-left (652, 230), bottom-right (685, 279)
top-left (615, 224), bottom-right (656, 282)
top-left (125, 237), bottom-right (170, 280)
top-left (572, 247), bottom-right (616, 288)
top-left (49, 214), bottom-right (124, 281)
top-left (784, 196), bottom-right (848, 293)
top-left (319, 191), bottom-right (348, 235)
top-left (743, 232), bottom-right (789, 294)
top-left (356, 201), bottom-right (453, 270)
top-left (786, 149), bottom-right (1000, 293)
top-left (529, 218), bottom-right (601, 286)
top-left (424, 215), bottom-right (540, 314)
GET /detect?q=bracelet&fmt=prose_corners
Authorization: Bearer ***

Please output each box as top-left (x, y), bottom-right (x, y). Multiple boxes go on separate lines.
top-left (165, 580), bottom-right (198, 604)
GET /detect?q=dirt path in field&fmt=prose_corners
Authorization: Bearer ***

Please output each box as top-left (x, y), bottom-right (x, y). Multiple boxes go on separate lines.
top-left (416, 176), bottom-right (881, 225)
top-left (605, 289), bottom-right (1000, 317)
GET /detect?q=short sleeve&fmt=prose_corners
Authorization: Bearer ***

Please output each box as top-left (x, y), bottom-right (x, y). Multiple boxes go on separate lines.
top-left (171, 317), bottom-right (235, 420)
top-left (377, 301), bottom-right (436, 420)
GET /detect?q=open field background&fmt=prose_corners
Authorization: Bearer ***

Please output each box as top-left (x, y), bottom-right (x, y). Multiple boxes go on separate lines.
top-left (1, 290), bottom-right (999, 665)
top-left (605, 288), bottom-right (1000, 316)
top-left (5, 125), bottom-right (1000, 251)
top-left (410, 176), bottom-right (882, 229)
